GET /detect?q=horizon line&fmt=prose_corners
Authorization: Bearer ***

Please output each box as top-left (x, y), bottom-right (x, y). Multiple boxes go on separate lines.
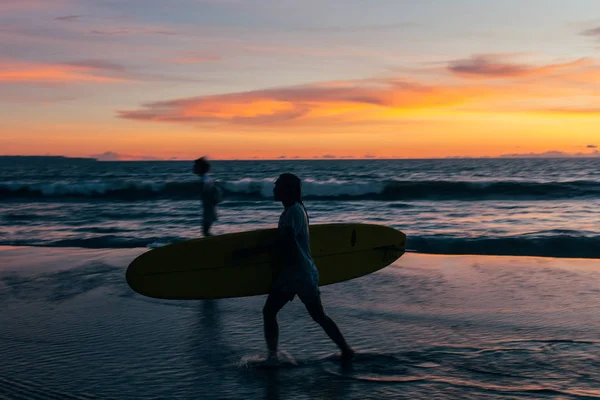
top-left (2, 155), bottom-right (600, 162)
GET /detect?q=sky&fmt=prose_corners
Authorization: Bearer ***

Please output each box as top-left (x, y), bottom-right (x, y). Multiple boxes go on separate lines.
top-left (2, 0), bottom-right (600, 160)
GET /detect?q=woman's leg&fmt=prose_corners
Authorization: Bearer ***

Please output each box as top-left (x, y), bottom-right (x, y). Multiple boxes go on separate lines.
top-left (262, 292), bottom-right (291, 357)
top-left (304, 295), bottom-right (354, 358)
top-left (202, 220), bottom-right (212, 236)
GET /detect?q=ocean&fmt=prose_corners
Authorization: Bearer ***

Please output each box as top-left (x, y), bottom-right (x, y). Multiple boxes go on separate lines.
top-left (1, 157), bottom-right (599, 399)
top-left (2, 157), bottom-right (600, 258)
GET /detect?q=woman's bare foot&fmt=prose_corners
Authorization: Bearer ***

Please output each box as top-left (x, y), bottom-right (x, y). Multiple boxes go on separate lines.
top-left (340, 347), bottom-right (356, 363)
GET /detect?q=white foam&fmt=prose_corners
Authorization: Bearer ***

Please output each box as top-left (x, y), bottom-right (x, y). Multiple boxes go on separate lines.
top-left (222, 178), bottom-right (384, 198)
top-left (2, 181), bottom-right (166, 196)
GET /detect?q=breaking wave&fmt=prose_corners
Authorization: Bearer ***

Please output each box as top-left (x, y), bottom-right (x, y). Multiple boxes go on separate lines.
top-left (2, 232), bottom-right (599, 259)
top-left (2, 179), bottom-right (600, 201)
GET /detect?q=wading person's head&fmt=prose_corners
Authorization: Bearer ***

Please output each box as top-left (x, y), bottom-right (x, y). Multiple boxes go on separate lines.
top-left (193, 157), bottom-right (211, 176)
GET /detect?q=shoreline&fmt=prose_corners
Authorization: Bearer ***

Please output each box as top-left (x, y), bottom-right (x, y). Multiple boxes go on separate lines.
top-left (1, 245), bottom-right (599, 276)
top-left (1, 244), bottom-right (599, 266)
top-left (1, 244), bottom-right (599, 399)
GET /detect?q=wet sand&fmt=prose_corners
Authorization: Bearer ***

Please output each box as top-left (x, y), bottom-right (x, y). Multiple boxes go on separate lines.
top-left (1, 246), bottom-right (599, 399)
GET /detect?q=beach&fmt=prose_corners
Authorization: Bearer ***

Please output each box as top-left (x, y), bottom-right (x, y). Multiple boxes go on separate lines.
top-left (4, 0), bottom-right (600, 397)
top-left (1, 246), bottom-right (599, 399)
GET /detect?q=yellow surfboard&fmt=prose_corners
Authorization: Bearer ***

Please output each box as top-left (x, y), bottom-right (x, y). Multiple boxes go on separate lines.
top-left (126, 223), bottom-right (406, 300)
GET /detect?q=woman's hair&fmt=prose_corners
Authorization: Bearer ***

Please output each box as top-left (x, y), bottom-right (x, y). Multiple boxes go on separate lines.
top-left (277, 173), bottom-right (309, 223)
top-left (193, 157), bottom-right (211, 175)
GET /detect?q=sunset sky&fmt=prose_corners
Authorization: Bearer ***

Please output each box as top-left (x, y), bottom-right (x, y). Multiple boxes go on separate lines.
top-left (2, 0), bottom-right (600, 160)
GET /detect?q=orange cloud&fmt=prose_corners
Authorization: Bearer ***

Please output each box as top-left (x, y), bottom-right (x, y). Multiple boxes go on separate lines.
top-left (534, 107), bottom-right (600, 115)
top-left (0, 59), bottom-right (129, 83)
top-left (118, 79), bottom-right (497, 126)
top-left (119, 56), bottom-right (600, 128)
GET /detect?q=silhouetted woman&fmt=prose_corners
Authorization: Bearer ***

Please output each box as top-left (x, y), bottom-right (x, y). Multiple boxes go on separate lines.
top-left (263, 173), bottom-right (355, 362)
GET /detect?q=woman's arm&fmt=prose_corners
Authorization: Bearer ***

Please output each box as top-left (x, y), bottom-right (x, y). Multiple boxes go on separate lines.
top-left (232, 226), bottom-right (298, 263)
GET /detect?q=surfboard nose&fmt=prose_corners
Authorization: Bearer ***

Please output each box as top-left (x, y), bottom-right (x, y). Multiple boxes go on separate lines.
top-left (125, 255), bottom-right (144, 295)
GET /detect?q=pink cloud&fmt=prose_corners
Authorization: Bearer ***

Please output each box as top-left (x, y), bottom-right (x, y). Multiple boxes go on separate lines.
top-left (0, 58), bottom-right (130, 83)
top-left (0, 0), bottom-right (70, 11)
top-left (0, 57), bottom-right (202, 86)
top-left (581, 27), bottom-right (600, 39)
top-left (90, 28), bottom-right (178, 36)
top-left (66, 59), bottom-right (126, 72)
top-left (448, 54), bottom-right (587, 79)
top-left (170, 53), bottom-right (221, 64)
top-left (54, 15), bottom-right (84, 22)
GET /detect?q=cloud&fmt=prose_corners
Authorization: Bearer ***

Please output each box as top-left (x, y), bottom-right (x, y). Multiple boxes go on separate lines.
top-left (90, 28), bottom-right (177, 36)
top-left (581, 27), bottom-right (600, 39)
top-left (0, 59), bottom-right (130, 83)
top-left (536, 107), bottom-right (600, 115)
top-left (91, 151), bottom-right (162, 161)
top-left (0, 0), bottom-right (69, 11)
top-left (91, 151), bottom-right (121, 161)
top-left (0, 58), bottom-right (196, 85)
top-left (587, 144), bottom-right (597, 149)
top-left (54, 15), bottom-right (83, 22)
top-left (499, 150), bottom-right (600, 158)
top-left (66, 59), bottom-right (126, 72)
top-left (290, 22), bottom-right (410, 34)
top-left (170, 53), bottom-right (221, 64)
top-left (117, 55), bottom-right (600, 128)
top-left (118, 78), bottom-right (489, 126)
top-left (311, 155), bottom-right (355, 159)
top-left (447, 54), bottom-right (585, 79)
